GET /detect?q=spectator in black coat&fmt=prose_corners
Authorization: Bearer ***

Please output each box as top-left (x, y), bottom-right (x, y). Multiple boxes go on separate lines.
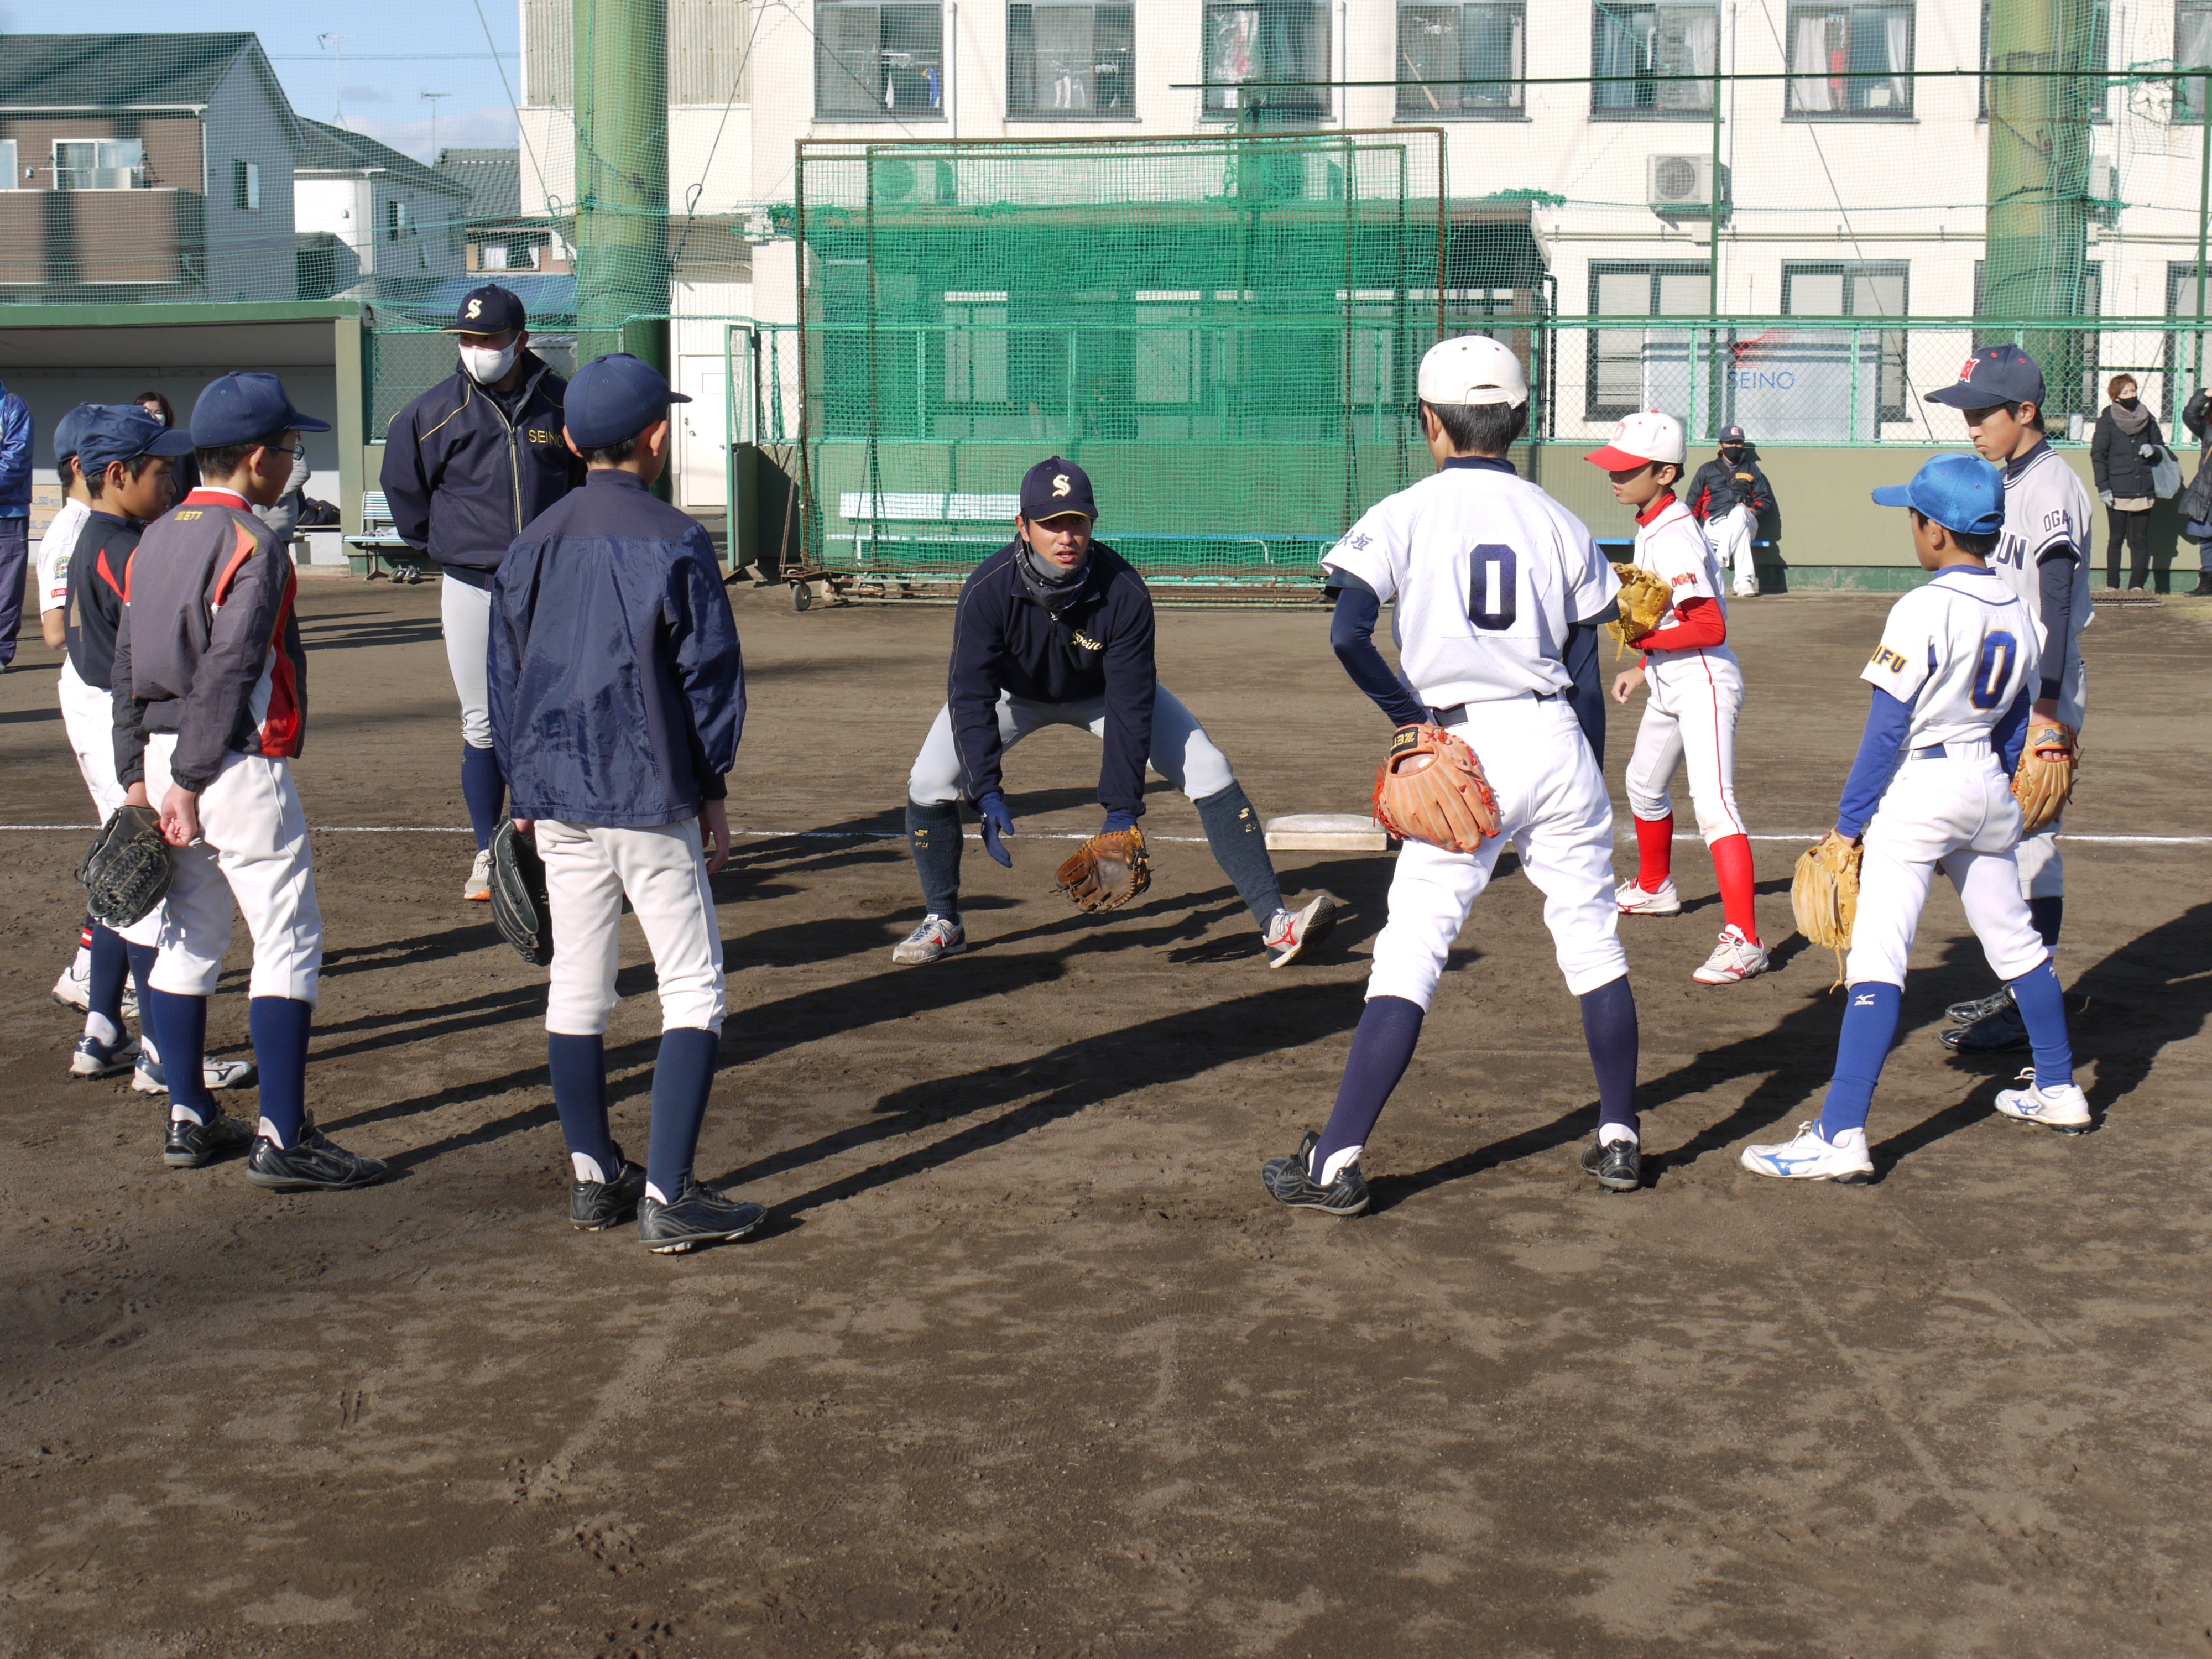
top-left (2179, 386), bottom-right (2212, 596)
top-left (2090, 373), bottom-right (2164, 592)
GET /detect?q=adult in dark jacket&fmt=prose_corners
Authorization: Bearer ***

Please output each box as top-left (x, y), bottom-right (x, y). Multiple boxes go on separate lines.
top-left (2090, 373), bottom-right (2165, 592)
top-left (2180, 387), bottom-right (2212, 596)
top-left (382, 284), bottom-right (586, 901)
top-left (0, 378), bottom-right (32, 669)
top-left (893, 456), bottom-right (1336, 969)
top-left (134, 392), bottom-right (199, 500)
top-left (1684, 424), bottom-right (1774, 598)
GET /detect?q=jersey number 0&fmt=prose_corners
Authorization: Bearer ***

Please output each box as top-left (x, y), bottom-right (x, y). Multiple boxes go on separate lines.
top-left (1467, 544), bottom-right (1518, 631)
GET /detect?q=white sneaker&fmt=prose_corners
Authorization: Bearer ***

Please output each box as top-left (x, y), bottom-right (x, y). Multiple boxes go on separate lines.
top-left (1994, 1070), bottom-right (2093, 1135)
top-left (463, 847), bottom-right (494, 902)
top-left (1616, 877), bottom-right (1682, 916)
top-left (51, 962), bottom-right (90, 1013)
top-left (892, 914), bottom-right (966, 966)
top-left (1733, 584), bottom-right (1759, 599)
top-left (1264, 893), bottom-right (1339, 968)
top-left (133, 1056), bottom-right (258, 1095)
top-left (1739, 1121), bottom-right (1874, 1182)
top-left (1694, 925), bottom-right (1769, 984)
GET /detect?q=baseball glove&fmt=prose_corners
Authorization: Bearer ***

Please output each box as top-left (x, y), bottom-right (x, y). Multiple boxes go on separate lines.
top-left (77, 804), bottom-right (173, 928)
top-left (1371, 723), bottom-right (1501, 854)
top-left (1605, 563), bottom-right (1671, 654)
top-left (1791, 833), bottom-right (1863, 989)
top-left (2012, 722), bottom-right (2078, 837)
top-left (490, 820), bottom-right (555, 966)
top-left (1055, 827), bottom-right (1150, 912)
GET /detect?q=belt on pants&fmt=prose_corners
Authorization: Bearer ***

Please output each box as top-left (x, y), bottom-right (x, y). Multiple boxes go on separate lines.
top-left (1912, 739), bottom-right (1994, 761)
top-left (1430, 691), bottom-right (1556, 728)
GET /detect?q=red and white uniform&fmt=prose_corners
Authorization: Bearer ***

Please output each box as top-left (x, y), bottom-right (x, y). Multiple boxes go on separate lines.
top-left (1623, 490), bottom-right (1747, 845)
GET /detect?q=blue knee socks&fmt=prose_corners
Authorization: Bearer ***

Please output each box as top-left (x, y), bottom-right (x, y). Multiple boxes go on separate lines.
top-left (86, 926), bottom-right (129, 1038)
top-left (461, 743), bottom-right (507, 852)
top-left (1194, 782), bottom-right (1284, 928)
top-left (1310, 996), bottom-right (1425, 1182)
top-left (1578, 975), bottom-right (1640, 1140)
top-left (146, 988), bottom-right (213, 1124)
top-left (646, 1028), bottom-right (721, 1201)
top-left (2006, 959), bottom-right (2075, 1088)
top-left (905, 798), bottom-right (963, 920)
top-left (1817, 981), bottom-right (1902, 1141)
top-left (123, 941), bottom-right (156, 1016)
top-left (548, 1033), bottom-right (619, 1183)
top-left (2027, 895), bottom-right (2063, 951)
top-left (248, 997), bottom-right (312, 1147)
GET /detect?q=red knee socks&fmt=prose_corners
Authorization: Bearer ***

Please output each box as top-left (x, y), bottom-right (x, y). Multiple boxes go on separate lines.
top-left (1634, 814), bottom-right (1674, 893)
top-left (1710, 832), bottom-right (1759, 942)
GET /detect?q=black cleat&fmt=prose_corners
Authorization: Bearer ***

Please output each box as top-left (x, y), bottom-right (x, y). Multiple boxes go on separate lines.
top-left (1260, 1130), bottom-right (1370, 1217)
top-left (1579, 1134), bottom-right (1643, 1192)
top-left (244, 1120), bottom-right (389, 1191)
top-left (164, 1110), bottom-right (255, 1169)
top-left (1944, 985), bottom-right (2012, 1027)
top-left (1940, 1000), bottom-right (2030, 1055)
top-left (638, 1182), bottom-right (767, 1253)
top-left (572, 1154), bottom-right (648, 1231)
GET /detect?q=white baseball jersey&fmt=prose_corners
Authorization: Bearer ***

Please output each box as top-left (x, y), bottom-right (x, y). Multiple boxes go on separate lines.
top-left (1990, 444), bottom-right (2094, 667)
top-left (1631, 493), bottom-right (1739, 686)
top-left (35, 498), bottom-right (88, 616)
top-left (1860, 566), bottom-right (2037, 749)
top-left (1323, 460), bottom-right (1618, 709)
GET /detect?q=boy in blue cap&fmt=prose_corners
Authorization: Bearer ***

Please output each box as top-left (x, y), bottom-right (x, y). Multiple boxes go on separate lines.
top-left (489, 353), bottom-right (761, 1254)
top-left (113, 374), bottom-right (385, 1188)
top-left (1741, 455), bottom-right (2089, 1183)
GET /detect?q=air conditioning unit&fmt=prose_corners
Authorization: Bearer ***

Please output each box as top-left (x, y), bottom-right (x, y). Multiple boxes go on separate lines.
top-left (1647, 154), bottom-right (1730, 221)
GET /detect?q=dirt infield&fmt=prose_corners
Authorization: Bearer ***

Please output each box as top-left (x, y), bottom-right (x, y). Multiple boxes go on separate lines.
top-left (3, 580), bottom-right (2210, 1659)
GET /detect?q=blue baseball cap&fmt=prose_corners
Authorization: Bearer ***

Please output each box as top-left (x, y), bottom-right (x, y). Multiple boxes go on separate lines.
top-left (1020, 456), bottom-right (1098, 520)
top-left (563, 352), bottom-right (690, 448)
top-left (1719, 424), bottom-right (1747, 445)
top-left (190, 373), bottom-right (331, 448)
top-left (1924, 343), bottom-right (2047, 410)
top-left (1871, 452), bottom-right (2006, 536)
top-left (442, 284), bottom-right (528, 336)
top-left (75, 405), bottom-right (196, 478)
top-left (54, 402), bottom-right (96, 466)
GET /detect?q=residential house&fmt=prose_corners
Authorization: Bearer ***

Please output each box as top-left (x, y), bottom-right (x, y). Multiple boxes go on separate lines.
top-left (294, 117), bottom-right (469, 302)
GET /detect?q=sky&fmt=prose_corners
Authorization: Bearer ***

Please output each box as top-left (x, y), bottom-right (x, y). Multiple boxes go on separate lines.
top-left (120, 1), bottom-right (524, 161)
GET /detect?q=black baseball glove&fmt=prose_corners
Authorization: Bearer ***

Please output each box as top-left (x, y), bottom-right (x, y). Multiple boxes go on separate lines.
top-left (490, 821), bottom-right (554, 966)
top-left (78, 804), bottom-right (173, 928)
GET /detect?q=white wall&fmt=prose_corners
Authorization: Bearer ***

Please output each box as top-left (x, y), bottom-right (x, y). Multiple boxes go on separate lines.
top-left (294, 176), bottom-right (372, 268)
top-left (202, 55), bottom-right (298, 302)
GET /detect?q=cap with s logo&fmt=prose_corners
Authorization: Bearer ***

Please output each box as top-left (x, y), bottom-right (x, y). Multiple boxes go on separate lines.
top-left (441, 284), bottom-right (528, 336)
top-left (1020, 455), bottom-right (1097, 520)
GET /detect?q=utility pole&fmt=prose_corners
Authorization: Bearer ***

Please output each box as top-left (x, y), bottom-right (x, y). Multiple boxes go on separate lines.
top-left (422, 92), bottom-right (450, 164)
top-left (319, 35), bottom-right (358, 124)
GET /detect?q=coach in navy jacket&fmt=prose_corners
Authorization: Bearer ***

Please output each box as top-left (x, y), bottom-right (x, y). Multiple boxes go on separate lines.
top-left (487, 469), bottom-right (743, 828)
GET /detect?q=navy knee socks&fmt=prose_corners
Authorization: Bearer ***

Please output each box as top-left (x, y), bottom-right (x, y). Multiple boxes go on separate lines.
top-left (461, 743), bottom-right (507, 853)
top-left (906, 797), bottom-right (963, 919)
top-left (1194, 782), bottom-right (1284, 928)
top-left (646, 1028), bottom-right (721, 1201)
top-left (548, 1033), bottom-right (619, 1183)
top-left (85, 926), bottom-right (130, 1039)
top-left (2027, 895), bottom-right (2063, 951)
top-left (248, 998), bottom-right (312, 1147)
top-left (145, 988), bottom-right (213, 1124)
top-left (1578, 975), bottom-right (1640, 1140)
top-left (1310, 996), bottom-right (1426, 1182)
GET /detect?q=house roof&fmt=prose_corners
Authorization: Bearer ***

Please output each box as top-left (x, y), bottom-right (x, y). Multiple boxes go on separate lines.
top-left (0, 34), bottom-right (288, 122)
top-left (435, 148), bottom-right (523, 222)
top-left (299, 118), bottom-right (468, 197)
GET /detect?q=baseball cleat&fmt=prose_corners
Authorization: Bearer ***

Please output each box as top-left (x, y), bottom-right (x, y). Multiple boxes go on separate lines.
top-left (53, 964), bottom-right (139, 1020)
top-left (1993, 1070), bottom-right (2093, 1134)
top-left (1944, 985), bottom-right (2012, 1027)
top-left (244, 1121), bottom-right (389, 1191)
top-left (1260, 1130), bottom-right (1370, 1217)
top-left (638, 1182), bottom-right (768, 1253)
top-left (164, 1110), bottom-right (257, 1169)
top-left (1616, 877), bottom-right (1682, 916)
top-left (133, 1056), bottom-right (257, 1095)
top-left (1694, 925), bottom-right (1770, 984)
top-left (1579, 1134), bottom-right (1642, 1192)
top-left (1940, 1000), bottom-right (2030, 1054)
top-left (1264, 893), bottom-right (1339, 969)
top-left (891, 914), bottom-right (966, 966)
top-left (69, 1032), bottom-right (142, 1079)
top-left (464, 847), bottom-right (493, 902)
top-left (1739, 1121), bottom-right (1874, 1182)
top-left (572, 1154), bottom-right (648, 1231)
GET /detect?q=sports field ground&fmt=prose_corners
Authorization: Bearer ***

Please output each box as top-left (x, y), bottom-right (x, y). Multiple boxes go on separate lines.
top-left (3, 581), bottom-right (2208, 1658)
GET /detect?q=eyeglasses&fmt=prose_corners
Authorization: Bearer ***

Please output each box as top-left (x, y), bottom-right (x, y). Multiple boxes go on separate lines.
top-left (270, 442), bottom-right (307, 462)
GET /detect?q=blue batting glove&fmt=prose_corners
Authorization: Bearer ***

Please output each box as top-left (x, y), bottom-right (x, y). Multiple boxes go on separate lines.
top-left (1101, 808), bottom-right (1139, 834)
top-left (977, 792), bottom-right (1015, 867)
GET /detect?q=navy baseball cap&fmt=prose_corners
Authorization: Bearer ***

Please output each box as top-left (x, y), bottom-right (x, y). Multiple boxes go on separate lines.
top-left (54, 402), bottom-right (95, 466)
top-left (1924, 343), bottom-right (2047, 410)
top-left (564, 352), bottom-right (690, 448)
top-left (1871, 453), bottom-right (2006, 536)
top-left (1719, 424), bottom-right (1747, 445)
top-left (443, 284), bottom-right (528, 335)
top-left (75, 405), bottom-right (196, 477)
top-left (191, 373), bottom-right (331, 448)
top-left (1020, 456), bottom-right (1097, 520)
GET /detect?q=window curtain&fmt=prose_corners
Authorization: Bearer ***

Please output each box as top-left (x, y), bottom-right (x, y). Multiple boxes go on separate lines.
top-left (1594, 8), bottom-right (1642, 110)
top-left (1681, 12), bottom-right (1717, 77)
top-left (1791, 13), bottom-right (1834, 111)
top-left (1883, 11), bottom-right (1910, 109)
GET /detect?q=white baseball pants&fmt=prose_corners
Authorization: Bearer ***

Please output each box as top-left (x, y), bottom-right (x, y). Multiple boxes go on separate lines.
top-left (133, 735), bottom-right (324, 1004)
top-left (1367, 696), bottom-right (1628, 1008)
top-left (1705, 504), bottom-right (1758, 594)
top-left (1846, 744), bottom-right (2048, 988)
top-left (2016, 656), bottom-right (2086, 902)
top-left (1625, 661), bottom-right (1748, 844)
top-left (58, 659), bottom-right (127, 816)
top-left (538, 817), bottom-right (726, 1036)
top-left (441, 574), bottom-right (494, 750)
top-left (907, 686), bottom-right (1235, 805)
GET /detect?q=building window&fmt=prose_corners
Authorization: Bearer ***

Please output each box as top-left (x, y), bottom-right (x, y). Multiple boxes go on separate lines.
top-left (388, 200), bottom-right (410, 242)
top-left (1588, 262), bottom-right (1709, 420)
top-left (234, 160), bottom-right (260, 212)
top-left (1203, 2), bottom-right (1331, 122)
top-left (1782, 262), bottom-right (1908, 420)
top-left (1008, 4), bottom-right (1135, 117)
top-left (1787, 3), bottom-right (1913, 117)
top-left (2178, 2), bottom-right (2212, 120)
top-left (816, 3), bottom-right (945, 119)
top-left (1592, 3), bottom-right (1716, 119)
top-left (942, 291), bottom-right (1009, 403)
top-left (54, 139), bottom-right (144, 190)
top-left (0, 140), bottom-right (18, 190)
top-left (1397, 3), bottom-right (1525, 118)
top-left (1981, 2), bottom-right (2106, 121)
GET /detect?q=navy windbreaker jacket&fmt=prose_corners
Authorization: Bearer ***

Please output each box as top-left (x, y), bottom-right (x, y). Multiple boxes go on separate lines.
top-left (949, 539), bottom-right (1157, 818)
top-left (382, 351), bottom-right (586, 585)
top-left (488, 470), bottom-right (743, 827)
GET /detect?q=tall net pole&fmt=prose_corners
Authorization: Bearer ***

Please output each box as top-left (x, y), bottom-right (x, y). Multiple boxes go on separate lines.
top-left (573, 0), bottom-right (670, 373)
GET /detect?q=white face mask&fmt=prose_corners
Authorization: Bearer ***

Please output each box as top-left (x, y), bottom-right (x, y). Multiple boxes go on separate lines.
top-left (460, 341), bottom-right (519, 385)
